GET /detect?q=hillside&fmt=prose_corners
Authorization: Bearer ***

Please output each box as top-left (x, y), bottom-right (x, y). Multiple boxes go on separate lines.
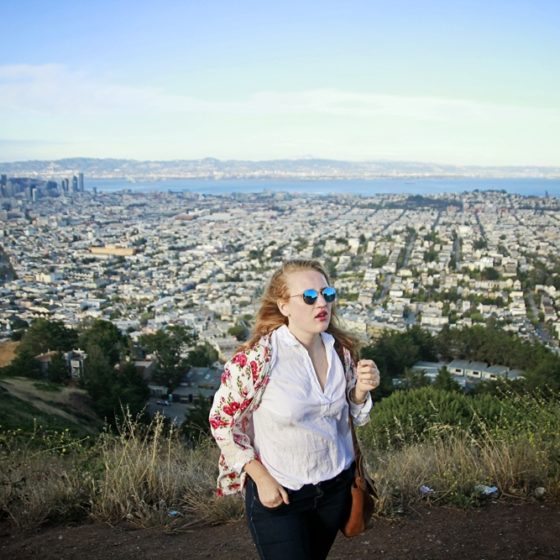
top-left (0, 376), bottom-right (102, 435)
top-left (3, 156), bottom-right (560, 179)
top-left (0, 341), bottom-right (18, 368)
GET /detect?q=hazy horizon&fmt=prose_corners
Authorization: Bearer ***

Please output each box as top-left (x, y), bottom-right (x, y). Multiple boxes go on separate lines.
top-left (2, 155), bottom-right (560, 169)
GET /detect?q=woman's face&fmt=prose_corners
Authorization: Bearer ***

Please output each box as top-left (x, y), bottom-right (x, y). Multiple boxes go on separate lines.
top-left (277, 269), bottom-right (333, 340)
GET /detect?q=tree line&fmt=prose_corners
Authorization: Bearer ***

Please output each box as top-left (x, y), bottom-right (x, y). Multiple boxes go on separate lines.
top-left (361, 323), bottom-right (560, 397)
top-left (4, 317), bottom-right (558, 433)
top-left (2, 318), bottom-right (218, 425)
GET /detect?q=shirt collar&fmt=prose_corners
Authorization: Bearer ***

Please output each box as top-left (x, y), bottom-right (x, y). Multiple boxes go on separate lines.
top-left (276, 324), bottom-right (335, 349)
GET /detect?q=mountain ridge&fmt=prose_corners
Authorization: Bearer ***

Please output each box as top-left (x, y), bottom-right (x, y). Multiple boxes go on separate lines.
top-left (2, 157), bottom-right (559, 179)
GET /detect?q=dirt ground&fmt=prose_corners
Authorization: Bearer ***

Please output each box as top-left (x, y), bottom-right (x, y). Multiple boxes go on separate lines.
top-left (1, 501), bottom-right (559, 560)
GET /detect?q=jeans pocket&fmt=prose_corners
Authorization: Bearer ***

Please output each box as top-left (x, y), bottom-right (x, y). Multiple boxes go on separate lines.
top-left (251, 479), bottom-right (286, 511)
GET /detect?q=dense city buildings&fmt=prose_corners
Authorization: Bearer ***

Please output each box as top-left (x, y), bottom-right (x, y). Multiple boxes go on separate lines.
top-left (1, 176), bottom-right (560, 362)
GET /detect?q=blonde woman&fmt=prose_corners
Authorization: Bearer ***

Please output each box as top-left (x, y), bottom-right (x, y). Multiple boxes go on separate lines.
top-left (209, 259), bottom-right (380, 560)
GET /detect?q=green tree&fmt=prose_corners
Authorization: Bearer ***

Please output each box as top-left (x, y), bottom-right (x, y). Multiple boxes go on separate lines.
top-left (17, 318), bottom-right (77, 356)
top-left (46, 352), bottom-right (70, 383)
top-left (433, 366), bottom-right (461, 392)
top-left (80, 346), bottom-right (149, 424)
top-left (424, 248), bottom-right (438, 262)
top-left (482, 267), bottom-right (500, 281)
top-left (114, 361), bottom-right (150, 417)
top-left (139, 325), bottom-right (197, 390)
top-left (361, 326), bottom-right (436, 383)
top-left (8, 316), bottom-right (28, 340)
top-left (79, 319), bottom-right (125, 366)
top-left (371, 254), bottom-right (389, 268)
top-left (188, 342), bottom-right (219, 367)
top-left (80, 344), bottom-right (116, 419)
top-left (312, 245), bottom-right (323, 258)
top-left (527, 355), bottom-right (560, 392)
top-left (1, 348), bottom-right (41, 378)
top-left (403, 367), bottom-right (430, 389)
top-left (228, 323), bottom-right (249, 342)
top-left (181, 395), bottom-right (212, 446)
top-left (324, 258), bottom-right (337, 280)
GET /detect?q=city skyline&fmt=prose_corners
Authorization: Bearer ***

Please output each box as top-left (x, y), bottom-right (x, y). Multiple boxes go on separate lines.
top-left (1, 0), bottom-right (559, 166)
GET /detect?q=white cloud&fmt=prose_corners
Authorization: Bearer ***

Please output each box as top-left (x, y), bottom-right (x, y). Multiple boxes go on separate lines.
top-left (1, 63), bottom-right (558, 125)
top-left (1, 64), bottom-right (559, 165)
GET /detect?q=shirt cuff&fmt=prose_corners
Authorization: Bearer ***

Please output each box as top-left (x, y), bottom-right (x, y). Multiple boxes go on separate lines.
top-left (232, 448), bottom-right (257, 474)
top-left (349, 392), bottom-right (373, 425)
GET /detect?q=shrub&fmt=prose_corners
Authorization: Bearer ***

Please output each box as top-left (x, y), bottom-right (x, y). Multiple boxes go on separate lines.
top-left (359, 388), bottom-right (560, 510)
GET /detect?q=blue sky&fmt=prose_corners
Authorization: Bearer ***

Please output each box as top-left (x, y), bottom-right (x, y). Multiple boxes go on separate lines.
top-left (1, 0), bottom-right (559, 165)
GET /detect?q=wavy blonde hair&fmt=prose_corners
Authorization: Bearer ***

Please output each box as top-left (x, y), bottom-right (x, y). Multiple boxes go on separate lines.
top-left (239, 259), bottom-right (360, 361)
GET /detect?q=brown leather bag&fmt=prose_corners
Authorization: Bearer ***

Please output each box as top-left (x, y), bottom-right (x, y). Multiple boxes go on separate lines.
top-left (342, 414), bottom-right (377, 537)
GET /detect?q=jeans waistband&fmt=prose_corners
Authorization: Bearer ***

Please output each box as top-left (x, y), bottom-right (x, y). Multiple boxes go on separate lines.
top-left (287, 463), bottom-right (355, 495)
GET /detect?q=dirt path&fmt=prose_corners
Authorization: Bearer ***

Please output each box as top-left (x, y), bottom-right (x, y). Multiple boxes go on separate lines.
top-left (1, 501), bottom-right (559, 559)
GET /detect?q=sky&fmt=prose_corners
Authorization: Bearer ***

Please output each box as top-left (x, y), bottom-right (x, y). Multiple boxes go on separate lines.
top-left (1, 0), bottom-right (559, 166)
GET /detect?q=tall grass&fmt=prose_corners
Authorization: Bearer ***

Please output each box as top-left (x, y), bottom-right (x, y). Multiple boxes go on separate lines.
top-left (0, 424), bottom-right (92, 526)
top-left (90, 413), bottom-right (242, 527)
top-left (0, 414), bottom-right (243, 529)
top-left (1, 390), bottom-right (559, 529)
top-left (359, 388), bottom-right (560, 509)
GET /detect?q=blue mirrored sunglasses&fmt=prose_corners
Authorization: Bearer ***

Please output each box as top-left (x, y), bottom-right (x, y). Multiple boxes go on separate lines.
top-left (290, 287), bottom-right (337, 305)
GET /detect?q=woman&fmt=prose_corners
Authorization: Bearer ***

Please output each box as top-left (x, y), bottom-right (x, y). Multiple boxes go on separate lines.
top-left (209, 259), bottom-right (380, 560)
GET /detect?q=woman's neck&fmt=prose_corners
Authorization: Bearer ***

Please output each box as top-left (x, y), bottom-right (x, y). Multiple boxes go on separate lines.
top-left (287, 325), bottom-right (323, 353)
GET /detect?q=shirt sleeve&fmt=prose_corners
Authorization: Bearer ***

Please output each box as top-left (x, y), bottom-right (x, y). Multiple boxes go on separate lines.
top-left (348, 391), bottom-right (373, 426)
top-left (209, 352), bottom-right (258, 473)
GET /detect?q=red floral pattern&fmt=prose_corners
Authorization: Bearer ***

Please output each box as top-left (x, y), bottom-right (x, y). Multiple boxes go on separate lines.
top-left (209, 332), bottom-right (358, 495)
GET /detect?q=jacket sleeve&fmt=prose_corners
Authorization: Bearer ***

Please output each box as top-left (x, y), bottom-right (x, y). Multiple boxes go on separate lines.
top-left (209, 352), bottom-right (258, 474)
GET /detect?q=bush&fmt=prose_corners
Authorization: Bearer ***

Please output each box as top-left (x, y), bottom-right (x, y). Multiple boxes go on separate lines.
top-left (359, 388), bottom-right (560, 510)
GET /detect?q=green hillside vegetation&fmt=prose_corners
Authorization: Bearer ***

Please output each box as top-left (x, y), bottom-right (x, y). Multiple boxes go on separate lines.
top-left (2, 318), bottom-right (154, 426)
top-left (0, 377), bottom-right (102, 435)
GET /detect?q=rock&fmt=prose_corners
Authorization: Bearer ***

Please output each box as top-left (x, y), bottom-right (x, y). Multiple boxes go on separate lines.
top-left (534, 487), bottom-right (546, 499)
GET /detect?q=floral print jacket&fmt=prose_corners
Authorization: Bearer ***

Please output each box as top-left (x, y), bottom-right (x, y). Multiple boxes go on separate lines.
top-left (208, 331), bottom-right (364, 496)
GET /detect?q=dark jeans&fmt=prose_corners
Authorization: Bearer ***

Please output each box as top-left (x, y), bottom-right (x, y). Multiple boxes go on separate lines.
top-left (245, 465), bottom-right (354, 560)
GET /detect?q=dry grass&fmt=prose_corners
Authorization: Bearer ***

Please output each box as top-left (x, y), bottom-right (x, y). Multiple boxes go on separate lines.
top-left (1, 400), bottom-right (558, 529)
top-left (0, 426), bottom-right (93, 527)
top-left (0, 340), bottom-right (18, 367)
top-left (89, 414), bottom-right (242, 529)
top-left (364, 431), bottom-right (560, 510)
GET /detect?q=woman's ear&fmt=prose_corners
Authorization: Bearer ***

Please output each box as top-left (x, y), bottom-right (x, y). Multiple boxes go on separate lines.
top-left (277, 299), bottom-right (290, 318)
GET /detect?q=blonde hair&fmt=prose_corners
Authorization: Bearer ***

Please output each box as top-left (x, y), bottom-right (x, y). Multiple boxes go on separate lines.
top-left (239, 259), bottom-right (360, 361)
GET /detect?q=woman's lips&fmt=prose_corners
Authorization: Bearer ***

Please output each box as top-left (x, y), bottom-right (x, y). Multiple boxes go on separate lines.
top-left (315, 311), bottom-right (329, 321)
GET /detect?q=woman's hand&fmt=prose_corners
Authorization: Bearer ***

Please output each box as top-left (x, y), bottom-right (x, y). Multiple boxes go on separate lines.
top-left (352, 359), bottom-right (380, 404)
top-left (255, 474), bottom-right (290, 508)
top-left (244, 459), bottom-right (289, 507)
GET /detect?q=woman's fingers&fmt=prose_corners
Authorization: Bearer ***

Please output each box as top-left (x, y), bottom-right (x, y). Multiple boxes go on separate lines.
top-left (279, 486), bottom-right (290, 505)
top-left (356, 359), bottom-right (380, 388)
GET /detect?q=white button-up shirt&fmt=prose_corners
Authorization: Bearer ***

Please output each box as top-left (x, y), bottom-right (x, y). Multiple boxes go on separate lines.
top-left (252, 324), bottom-right (372, 490)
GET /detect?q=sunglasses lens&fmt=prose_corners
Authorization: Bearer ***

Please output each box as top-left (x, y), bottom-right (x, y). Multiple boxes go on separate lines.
top-left (322, 287), bottom-right (336, 302)
top-left (302, 289), bottom-right (318, 305)
top-left (301, 288), bottom-right (336, 305)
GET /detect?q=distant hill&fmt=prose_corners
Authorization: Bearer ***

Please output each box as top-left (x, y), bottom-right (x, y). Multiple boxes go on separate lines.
top-left (2, 157), bottom-right (559, 180)
top-left (0, 376), bottom-right (103, 435)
